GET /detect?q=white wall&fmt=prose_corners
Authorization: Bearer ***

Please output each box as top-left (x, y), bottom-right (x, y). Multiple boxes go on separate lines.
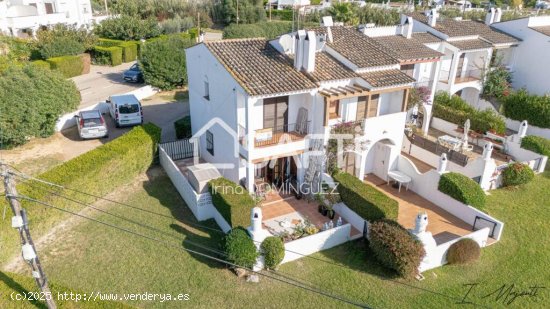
top-left (505, 118), bottom-right (550, 140)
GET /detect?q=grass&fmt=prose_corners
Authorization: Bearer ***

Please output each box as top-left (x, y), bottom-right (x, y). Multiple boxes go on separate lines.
top-left (157, 90), bottom-right (188, 102)
top-left (2, 169), bottom-right (549, 308)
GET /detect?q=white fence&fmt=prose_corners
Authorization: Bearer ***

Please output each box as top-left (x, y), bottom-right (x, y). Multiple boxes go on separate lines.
top-left (281, 224), bottom-right (351, 264)
top-left (333, 203), bottom-right (366, 237)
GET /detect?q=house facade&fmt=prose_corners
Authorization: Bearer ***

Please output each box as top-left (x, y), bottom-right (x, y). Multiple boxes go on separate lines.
top-left (186, 23), bottom-right (441, 192)
top-left (491, 15), bottom-right (550, 95)
top-left (0, 0), bottom-right (93, 37)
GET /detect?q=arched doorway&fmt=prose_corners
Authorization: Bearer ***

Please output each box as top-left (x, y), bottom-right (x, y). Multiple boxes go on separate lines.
top-left (454, 87), bottom-right (481, 107)
top-left (364, 139), bottom-right (397, 181)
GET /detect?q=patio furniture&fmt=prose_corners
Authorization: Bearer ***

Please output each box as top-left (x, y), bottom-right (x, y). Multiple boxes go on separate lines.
top-left (387, 170), bottom-right (412, 193)
top-left (437, 135), bottom-right (462, 151)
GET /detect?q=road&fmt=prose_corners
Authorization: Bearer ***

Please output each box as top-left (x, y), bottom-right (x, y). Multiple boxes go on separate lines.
top-left (72, 62), bottom-right (144, 109)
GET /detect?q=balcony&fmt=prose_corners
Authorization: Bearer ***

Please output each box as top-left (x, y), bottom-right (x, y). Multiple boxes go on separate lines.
top-left (254, 121), bottom-right (310, 148)
top-left (439, 69), bottom-right (482, 85)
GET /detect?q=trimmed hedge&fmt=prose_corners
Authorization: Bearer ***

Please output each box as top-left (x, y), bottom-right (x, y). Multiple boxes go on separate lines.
top-left (119, 41), bottom-right (138, 63)
top-left (502, 163), bottom-right (535, 187)
top-left (438, 172), bottom-right (486, 210)
top-left (46, 55), bottom-right (84, 78)
top-left (31, 60), bottom-right (51, 70)
top-left (369, 219), bottom-right (426, 279)
top-left (333, 172), bottom-right (398, 221)
top-left (447, 238), bottom-right (481, 264)
top-left (80, 53), bottom-right (91, 74)
top-left (93, 46), bottom-right (123, 66)
top-left (502, 89), bottom-right (550, 129)
top-left (174, 116), bottom-right (192, 139)
top-left (521, 135), bottom-right (550, 157)
top-left (261, 236), bottom-right (285, 270)
top-left (223, 227), bottom-right (259, 269)
top-left (209, 177), bottom-right (256, 228)
top-left (97, 38), bottom-right (125, 47)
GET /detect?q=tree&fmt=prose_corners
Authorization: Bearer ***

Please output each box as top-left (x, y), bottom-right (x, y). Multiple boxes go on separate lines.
top-left (219, 0), bottom-right (266, 25)
top-left (139, 35), bottom-right (194, 90)
top-left (94, 15), bottom-right (161, 41)
top-left (35, 24), bottom-right (97, 59)
top-left (0, 65), bottom-right (80, 148)
top-left (327, 3), bottom-right (359, 25)
top-left (356, 4), bottom-right (399, 26)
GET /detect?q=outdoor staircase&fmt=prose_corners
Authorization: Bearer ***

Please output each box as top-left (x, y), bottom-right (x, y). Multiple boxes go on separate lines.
top-left (303, 138), bottom-right (326, 200)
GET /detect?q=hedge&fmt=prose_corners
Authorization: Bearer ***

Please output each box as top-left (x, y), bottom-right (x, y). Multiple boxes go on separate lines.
top-left (260, 236), bottom-right (285, 269)
top-left (174, 116), bottom-right (192, 139)
top-left (438, 172), bottom-right (486, 210)
top-left (119, 41), bottom-right (138, 63)
top-left (209, 177), bottom-right (256, 228)
top-left (447, 238), bottom-right (481, 264)
top-left (223, 227), bottom-right (259, 269)
top-left (502, 89), bottom-right (550, 129)
top-left (369, 219), bottom-right (425, 278)
top-left (31, 60), bottom-right (51, 70)
top-left (80, 53), bottom-right (91, 74)
top-left (97, 38), bottom-right (125, 47)
top-left (223, 21), bottom-right (317, 39)
top-left (46, 55), bottom-right (84, 78)
top-left (333, 172), bottom-right (398, 221)
top-left (502, 163), bottom-right (535, 187)
top-left (521, 135), bottom-right (550, 157)
top-left (93, 46), bottom-right (123, 66)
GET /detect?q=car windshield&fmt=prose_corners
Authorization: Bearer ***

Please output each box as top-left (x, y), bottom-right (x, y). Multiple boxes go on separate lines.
top-left (119, 104), bottom-right (140, 114)
top-left (83, 118), bottom-right (102, 128)
top-left (130, 64), bottom-right (139, 71)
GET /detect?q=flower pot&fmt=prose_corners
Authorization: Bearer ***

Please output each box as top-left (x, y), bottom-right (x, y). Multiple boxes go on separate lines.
top-left (327, 210), bottom-right (335, 219)
top-left (321, 206), bottom-right (328, 216)
top-left (295, 192), bottom-right (302, 200)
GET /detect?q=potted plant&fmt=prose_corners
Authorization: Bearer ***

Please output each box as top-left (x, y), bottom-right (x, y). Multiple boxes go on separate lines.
top-left (326, 203), bottom-right (335, 219)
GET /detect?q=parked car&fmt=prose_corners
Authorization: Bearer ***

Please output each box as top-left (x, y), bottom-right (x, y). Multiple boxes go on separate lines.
top-left (123, 63), bottom-right (143, 83)
top-left (107, 94), bottom-right (144, 128)
top-left (74, 110), bottom-right (108, 139)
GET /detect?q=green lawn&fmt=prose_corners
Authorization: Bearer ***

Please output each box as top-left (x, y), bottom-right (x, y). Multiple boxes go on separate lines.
top-left (2, 170), bottom-right (549, 308)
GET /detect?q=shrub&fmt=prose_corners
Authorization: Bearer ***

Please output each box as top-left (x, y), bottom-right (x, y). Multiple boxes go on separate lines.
top-left (482, 66), bottom-right (512, 100)
top-left (222, 21), bottom-right (313, 39)
top-left (118, 41), bottom-right (139, 62)
top-left (270, 9), bottom-right (293, 21)
top-left (35, 24), bottom-right (97, 59)
top-left (219, 0), bottom-right (266, 24)
top-left (502, 89), bottom-right (550, 129)
top-left (93, 46), bottom-right (123, 66)
top-left (369, 219), bottom-right (425, 278)
top-left (160, 16), bottom-right (195, 34)
top-left (521, 135), bottom-right (550, 157)
top-left (139, 35), bottom-right (193, 90)
top-left (31, 60), bottom-right (51, 70)
top-left (46, 55), bottom-right (84, 78)
top-left (94, 15), bottom-right (161, 41)
top-left (260, 236), bottom-right (285, 269)
top-left (174, 116), bottom-right (192, 139)
top-left (438, 172), bottom-right (486, 210)
top-left (333, 172), bottom-right (398, 221)
top-left (209, 177), bottom-right (256, 228)
top-left (0, 64), bottom-right (80, 147)
top-left (223, 227), bottom-right (259, 269)
top-left (502, 163), bottom-right (535, 187)
top-left (447, 238), bottom-right (481, 264)
top-left (97, 38), bottom-right (125, 47)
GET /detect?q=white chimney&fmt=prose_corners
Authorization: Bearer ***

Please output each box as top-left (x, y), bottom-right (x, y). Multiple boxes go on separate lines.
top-left (438, 153), bottom-right (448, 174)
top-left (485, 8), bottom-right (496, 25)
top-left (428, 9), bottom-right (437, 27)
top-left (303, 31), bottom-right (316, 73)
top-left (294, 30), bottom-right (306, 71)
top-left (494, 8), bottom-right (502, 23)
top-left (518, 120), bottom-right (528, 138)
top-left (322, 16), bottom-right (334, 27)
top-left (403, 16), bottom-right (413, 39)
top-left (482, 142), bottom-right (494, 160)
top-left (326, 26), bottom-right (333, 43)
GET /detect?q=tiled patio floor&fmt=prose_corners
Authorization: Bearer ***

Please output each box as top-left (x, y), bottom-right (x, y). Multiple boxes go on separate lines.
top-left (401, 152), bottom-right (435, 173)
top-left (364, 174), bottom-right (475, 245)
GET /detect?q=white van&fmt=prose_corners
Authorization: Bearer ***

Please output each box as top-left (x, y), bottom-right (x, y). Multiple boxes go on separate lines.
top-left (107, 94), bottom-right (143, 128)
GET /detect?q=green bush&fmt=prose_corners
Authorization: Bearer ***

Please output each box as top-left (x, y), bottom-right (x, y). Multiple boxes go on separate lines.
top-left (333, 172), bottom-right (398, 221)
top-left (118, 41), bottom-right (138, 62)
top-left (502, 163), bottom-right (535, 187)
top-left (94, 15), bottom-right (161, 41)
top-left (223, 227), bottom-right (259, 269)
top-left (174, 116), bottom-right (192, 139)
top-left (46, 55), bottom-right (84, 78)
top-left (438, 172), bottom-right (486, 210)
top-left (97, 38), bottom-right (125, 47)
top-left (35, 24), bottom-right (97, 59)
top-left (502, 89), bottom-right (550, 129)
top-left (369, 219), bottom-right (425, 278)
top-left (521, 135), bottom-right (550, 157)
top-left (223, 21), bottom-right (316, 39)
top-left (269, 9), bottom-right (293, 21)
top-left (93, 46), bottom-right (123, 66)
top-left (219, 0), bottom-right (266, 24)
top-left (0, 64), bottom-right (80, 147)
top-left (260, 236), bottom-right (285, 270)
top-left (209, 177), bottom-right (256, 228)
top-left (447, 238), bottom-right (481, 264)
top-left (31, 60), bottom-right (51, 70)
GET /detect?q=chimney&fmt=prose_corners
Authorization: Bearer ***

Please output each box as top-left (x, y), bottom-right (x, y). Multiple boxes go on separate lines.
top-left (428, 9), bottom-right (437, 27)
top-left (403, 16), bottom-right (413, 39)
top-left (294, 30), bottom-right (306, 71)
top-left (485, 7), bottom-right (496, 25)
top-left (494, 8), bottom-right (502, 23)
top-left (303, 31), bottom-right (316, 73)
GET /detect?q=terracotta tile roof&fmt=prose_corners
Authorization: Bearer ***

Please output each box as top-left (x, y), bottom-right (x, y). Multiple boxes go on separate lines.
top-left (529, 26), bottom-right (550, 37)
top-left (411, 32), bottom-right (442, 44)
top-left (371, 35), bottom-right (443, 62)
top-left (360, 69), bottom-right (415, 88)
top-left (448, 39), bottom-right (493, 51)
top-left (204, 39), bottom-right (317, 96)
top-left (304, 52), bottom-right (359, 83)
top-left (407, 12), bottom-right (519, 45)
top-left (310, 26), bottom-right (400, 68)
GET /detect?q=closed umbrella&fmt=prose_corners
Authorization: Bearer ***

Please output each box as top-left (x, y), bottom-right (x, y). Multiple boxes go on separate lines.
top-left (463, 119), bottom-right (470, 149)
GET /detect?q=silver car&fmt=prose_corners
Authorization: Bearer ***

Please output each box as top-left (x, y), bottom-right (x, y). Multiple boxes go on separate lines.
top-left (75, 110), bottom-right (109, 139)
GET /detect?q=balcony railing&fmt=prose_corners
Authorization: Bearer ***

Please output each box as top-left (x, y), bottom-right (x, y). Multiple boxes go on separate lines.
top-left (439, 69), bottom-right (482, 84)
top-left (254, 121), bottom-right (311, 148)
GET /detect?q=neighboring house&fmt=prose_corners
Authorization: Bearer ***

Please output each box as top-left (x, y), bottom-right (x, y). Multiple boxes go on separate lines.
top-left (185, 22), bottom-right (432, 192)
top-left (492, 15), bottom-right (550, 95)
top-left (403, 9), bottom-right (519, 106)
top-left (0, 0), bottom-right (93, 37)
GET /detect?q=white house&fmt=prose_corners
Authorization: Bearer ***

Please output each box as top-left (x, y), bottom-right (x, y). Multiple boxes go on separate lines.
top-left (0, 0), bottom-right (93, 37)
top-left (491, 15), bottom-right (550, 95)
top-left (185, 23), bottom-right (435, 192)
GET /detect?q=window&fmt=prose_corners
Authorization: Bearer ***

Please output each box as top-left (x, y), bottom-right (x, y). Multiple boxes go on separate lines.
top-left (400, 64), bottom-right (415, 77)
top-left (328, 100), bottom-right (340, 119)
top-left (118, 104), bottom-right (140, 114)
top-left (206, 130), bottom-right (214, 155)
top-left (204, 80), bottom-right (210, 100)
top-left (45, 3), bottom-right (54, 14)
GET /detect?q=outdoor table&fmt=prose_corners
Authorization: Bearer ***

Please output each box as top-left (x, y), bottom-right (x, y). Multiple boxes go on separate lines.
top-left (437, 135), bottom-right (462, 151)
top-left (387, 171), bottom-right (412, 193)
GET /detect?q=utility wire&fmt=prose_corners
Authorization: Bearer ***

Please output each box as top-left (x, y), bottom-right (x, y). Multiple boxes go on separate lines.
top-left (14, 194), bottom-right (372, 309)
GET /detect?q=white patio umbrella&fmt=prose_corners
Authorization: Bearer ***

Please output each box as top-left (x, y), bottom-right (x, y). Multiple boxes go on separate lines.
top-left (463, 119), bottom-right (470, 149)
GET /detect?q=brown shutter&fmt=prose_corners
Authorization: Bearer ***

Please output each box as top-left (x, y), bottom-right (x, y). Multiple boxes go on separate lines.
top-left (356, 96), bottom-right (367, 121)
top-left (263, 98), bottom-right (276, 129)
top-left (367, 94), bottom-right (379, 118)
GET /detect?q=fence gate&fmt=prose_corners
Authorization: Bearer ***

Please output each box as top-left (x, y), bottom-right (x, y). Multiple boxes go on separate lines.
top-left (159, 139), bottom-right (195, 160)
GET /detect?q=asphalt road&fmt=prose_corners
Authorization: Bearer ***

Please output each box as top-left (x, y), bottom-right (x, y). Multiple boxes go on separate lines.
top-left (72, 62), bottom-right (144, 109)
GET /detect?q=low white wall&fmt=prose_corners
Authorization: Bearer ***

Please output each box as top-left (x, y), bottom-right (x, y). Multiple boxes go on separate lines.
top-left (333, 203), bottom-right (366, 236)
top-left (506, 136), bottom-right (548, 173)
top-left (280, 224), bottom-right (351, 264)
top-left (124, 85), bottom-right (159, 100)
top-left (506, 118), bottom-right (550, 140)
top-left (431, 117), bottom-right (459, 136)
top-left (420, 227), bottom-right (490, 272)
top-left (55, 102), bottom-right (110, 131)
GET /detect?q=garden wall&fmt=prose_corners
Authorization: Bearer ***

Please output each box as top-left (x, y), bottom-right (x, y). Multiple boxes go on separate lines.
top-left (505, 118), bottom-right (550, 140)
top-left (505, 136), bottom-right (548, 173)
